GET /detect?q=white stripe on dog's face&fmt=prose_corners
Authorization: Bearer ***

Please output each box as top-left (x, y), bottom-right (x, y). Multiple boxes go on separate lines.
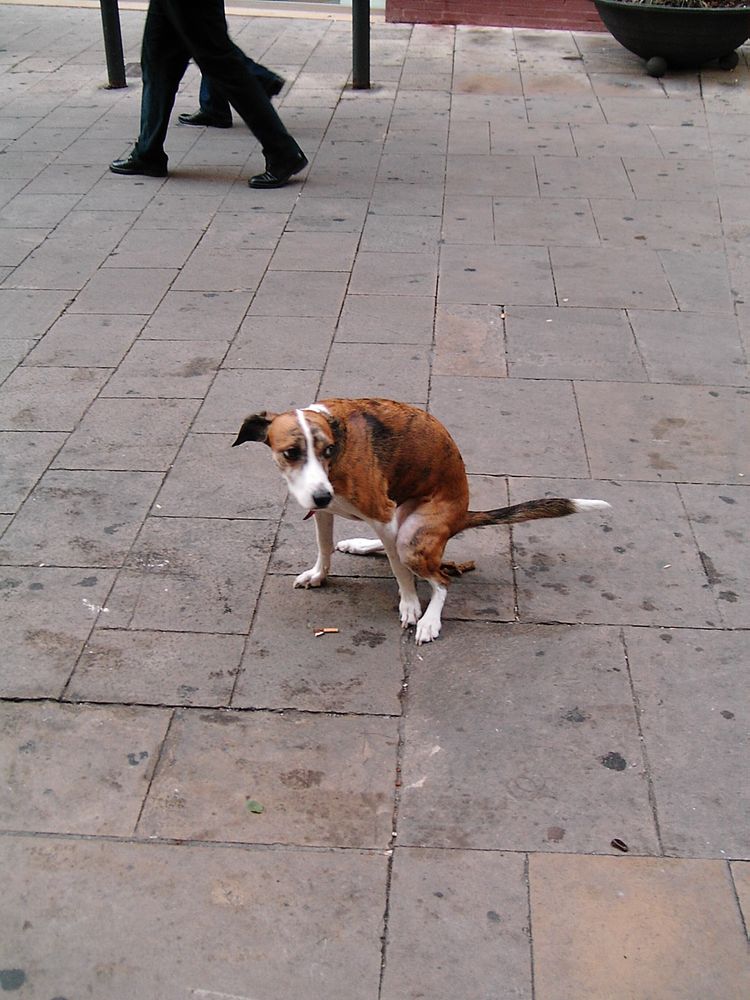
top-left (282, 409), bottom-right (333, 510)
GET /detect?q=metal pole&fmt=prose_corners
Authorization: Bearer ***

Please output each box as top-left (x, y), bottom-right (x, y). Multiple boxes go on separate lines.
top-left (351, 0), bottom-right (371, 90)
top-left (99, 0), bottom-right (127, 89)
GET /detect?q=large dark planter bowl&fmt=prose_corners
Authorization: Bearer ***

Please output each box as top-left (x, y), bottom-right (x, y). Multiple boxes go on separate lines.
top-left (593, 0), bottom-right (750, 74)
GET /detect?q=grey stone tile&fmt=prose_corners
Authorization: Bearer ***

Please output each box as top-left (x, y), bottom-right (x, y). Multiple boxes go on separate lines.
top-left (536, 155), bottom-right (633, 198)
top-left (448, 120), bottom-right (490, 156)
top-left (144, 289), bottom-right (253, 340)
top-left (172, 247), bottom-right (271, 292)
top-left (201, 208), bottom-right (289, 249)
top-left (399, 622), bottom-right (657, 853)
top-left (530, 854), bottom-right (750, 1000)
top-left (156, 432), bottom-right (286, 520)
top-left (0, 192), bottom-right (80, 227)
top-left (658, 249), bottom-right (735, 314)
top-left (360, 213), bottom-right (442, 253)
top-left (335, 293), bottom-right (434, 344)
top-left (651, 124), bottom-right (712, 159)
top-left (320, 343), bottom-right (430, 401)
top-left (591, 198), bottom-right (723, 252)
top-left (570, 122), bottom-right (663, 157)
top-left (625, 627), bottom-right (749, 858)
top-left (138, 708), bottom-right (398, 847)
top-left (24, 313), bottom-right (145, 367)
top-left (623, 157), bottom-right (718, 200)
top-left (21, 161), bottom-right (104, 195)
top-left (104, 517), bottom-right (274, 634)
top-left (628, 310), bottom-right (746, 385)
top-left (433, 303), bottom-right (506, 377)
top-left (0, 366), bottom-right (110, 431)
top-left (494, 195), bottom-right (599, 246)
top-left (8, 124), bottom-right (85, 152)
top-left (54, 397), bottom-right (200, 471)
top-left (0, 468), bottom-right (161, 568)
top-left (133, 192), bottom-right (225, 231)
top-left (101, 339), bottom-right (226, 398)
top-left (441, 194), bottom-right (494, 244)
top-left (75, 174), bottom-right (165, 212)
top-left (509, 478), bottom-right (720, 629)
top-left (489, 120), bottom-right (576, 156)
top-left (0, 836), bottom-right (386, 1000)
top-left (680, 484), bottom-right (750, 628)
top-left (576, 382), bottom-right (749, 484)
top-left (194, 369), bottom-right (320, 434)
top-left (368, 180), bottom-right (445, 216)
top-left (0, 288), bottom-right (74, 340)
top-left (104, 226), bottom-right (203, 269)
top-left (0, 226), bottom-right (49, 266)
top-left (304, 140), bottom-right (380, 198)
top-left (0, 701), bottom-right (170, 835)
top-left (286, 194), bottom-right (369, 233)
top-left (69, 267), bottom-right (177, 315)
top-left (48, 208), bottom-right (137, 251)
top-left (349, 250), bottom-right (437, 297)
top-left (505, 305), bottom-right (645, 380)
top-left (234, 576), bottom-right (404, 714)
top-left (0, 430), bottom-right (66, 512)
top-left (439, 244), bottom-right (555, 306)
top-left (599, 96), bottom-right (706, 126)
top-left (225, 314), bottom-right (334, 369)
top-left (377, 152), bottom-right (447, 186)
top-left (381, 849), bottom-right (531, 1000)
top-left (550, 246), bottom-right (676, 309)
top-left (69, 629), bottom-right (244, 706)
top-left (248, 269), bottom-right (348, 317)
top-left (449, 93), bottom-right (526, 122)
top-left (270, 231), bottom-right (359, 272)
top-left (526, 95), bottom-right (606, 124)
top-left (429, 376), bottom-right (588, 478)
top-left (5, 235), bottom-right (110, 290)
top-left (0, 566), bottom-right (115, 699)
top-left (446, 153), bottom-right (537, 197)
top-left (732, 862), bottom-right (750, 936)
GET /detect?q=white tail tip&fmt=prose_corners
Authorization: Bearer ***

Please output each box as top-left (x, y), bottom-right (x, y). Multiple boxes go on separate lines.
top-left (572, 499), bottom-right (611, 513)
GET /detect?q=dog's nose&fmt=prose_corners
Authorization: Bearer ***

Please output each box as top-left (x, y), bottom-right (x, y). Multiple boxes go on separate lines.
top-left (312, 490), bottom-right (332, 509)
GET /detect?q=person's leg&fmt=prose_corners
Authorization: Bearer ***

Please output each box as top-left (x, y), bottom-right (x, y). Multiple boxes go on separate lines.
top-left (181, 52), bottom-right (284, 129)
top-left (163, 0), bottom-right (302, 169)
top-left (111, 0), bottom-right (190, 175)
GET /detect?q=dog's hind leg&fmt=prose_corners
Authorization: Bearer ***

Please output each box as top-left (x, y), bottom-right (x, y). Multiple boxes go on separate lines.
top-left (372, 521), bottom-right (421, 628)
top-left (336, 538), bottom-right (385, 556)
top-left (397, 514), bottom-right (453, 643)
top-left (294, 511), bottom-right (334, 588)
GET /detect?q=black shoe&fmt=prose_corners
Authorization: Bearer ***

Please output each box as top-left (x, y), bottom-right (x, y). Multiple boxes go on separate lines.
top-left (177, 110), bottom-right (232, 128)
top-left (109, 153), bottom-right (167, 177)
top-left (248, 150), bottom-right (308, 189)
top-left (262, 72), bottom-right (285, 98)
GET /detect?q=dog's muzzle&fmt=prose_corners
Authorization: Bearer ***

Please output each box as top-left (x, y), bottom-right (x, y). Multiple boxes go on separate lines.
top-left (312, 489), bottom-right (333, 509)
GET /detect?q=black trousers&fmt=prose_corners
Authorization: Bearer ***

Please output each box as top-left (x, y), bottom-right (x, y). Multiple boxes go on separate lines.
top-left (135, 0), bottom-right (299, 169)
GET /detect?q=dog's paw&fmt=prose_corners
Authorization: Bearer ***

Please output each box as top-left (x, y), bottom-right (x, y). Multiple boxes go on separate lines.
top-left (336, 537), bottom-right (384, 556)
top-left (415, 613), bottom-right (442, 644)
top-left (294, 568), bottom-right (326, 589)
top-left (399, 595), bottom-right (421, 628)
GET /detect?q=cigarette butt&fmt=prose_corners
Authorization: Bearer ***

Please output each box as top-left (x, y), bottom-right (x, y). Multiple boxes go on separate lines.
top-left (314, 627), bottom-right (339, 636)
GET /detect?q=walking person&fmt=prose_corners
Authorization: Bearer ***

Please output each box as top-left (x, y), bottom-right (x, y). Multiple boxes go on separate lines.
top-left (178, 59), bottom-right (285, 129)
top-left (110, 0), bottom-right (307, 189)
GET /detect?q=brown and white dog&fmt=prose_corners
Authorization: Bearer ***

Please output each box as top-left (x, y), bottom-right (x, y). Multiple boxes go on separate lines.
top-left (233, 398), bottom-right (610, 644)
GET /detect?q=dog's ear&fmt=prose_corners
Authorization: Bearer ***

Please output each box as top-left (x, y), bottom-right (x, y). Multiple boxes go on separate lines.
top-left (232, 412), bottom-right (276, 447)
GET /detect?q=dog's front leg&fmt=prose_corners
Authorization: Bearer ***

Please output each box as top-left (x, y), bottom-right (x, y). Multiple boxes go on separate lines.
top-left (374, 523), bottom-right (421, 628)
top-left (294, 511), bottom-right (334, 588)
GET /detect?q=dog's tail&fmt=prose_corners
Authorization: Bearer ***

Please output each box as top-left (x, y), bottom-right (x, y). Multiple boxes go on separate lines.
top-left (461, 497), bottom-right (611, 532)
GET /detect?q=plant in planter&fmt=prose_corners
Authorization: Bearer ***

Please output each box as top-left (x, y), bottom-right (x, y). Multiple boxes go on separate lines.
top-left (592, 0), bottom-right (750, 76)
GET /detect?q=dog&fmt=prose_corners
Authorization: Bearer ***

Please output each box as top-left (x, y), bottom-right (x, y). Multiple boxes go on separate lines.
top-left (233, 398), bottom-right (610, 644)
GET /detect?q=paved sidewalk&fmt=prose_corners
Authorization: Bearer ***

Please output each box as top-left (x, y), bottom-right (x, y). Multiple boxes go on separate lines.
top-left (1, 4), bottom-right (749, 998)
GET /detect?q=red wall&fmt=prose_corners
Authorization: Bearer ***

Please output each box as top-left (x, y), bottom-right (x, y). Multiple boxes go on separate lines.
top-left (386, 1), bottom-right (605, 32)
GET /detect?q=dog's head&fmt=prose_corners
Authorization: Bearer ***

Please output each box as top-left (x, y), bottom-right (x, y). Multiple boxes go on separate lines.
top-left (233, 405), bottom-right (342, 512)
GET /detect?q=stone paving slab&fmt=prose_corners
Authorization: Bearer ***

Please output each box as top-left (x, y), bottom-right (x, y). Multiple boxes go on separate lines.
top-left (138, 708), bottom-right (398, 847)
top-left (399, 622), bottom-right (658, 855)
top-left (0, 700), bottom-right (170, 835)
top-left (0, 836), bottom-right (387, 1000)
top-left (530, 854), bottom-right (750, 1000)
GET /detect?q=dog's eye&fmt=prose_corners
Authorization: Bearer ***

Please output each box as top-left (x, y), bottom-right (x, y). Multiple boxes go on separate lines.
top-left (322, 444), bottom-right (335, 460)
top-left (283, 447), bottom-right (302, 462)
